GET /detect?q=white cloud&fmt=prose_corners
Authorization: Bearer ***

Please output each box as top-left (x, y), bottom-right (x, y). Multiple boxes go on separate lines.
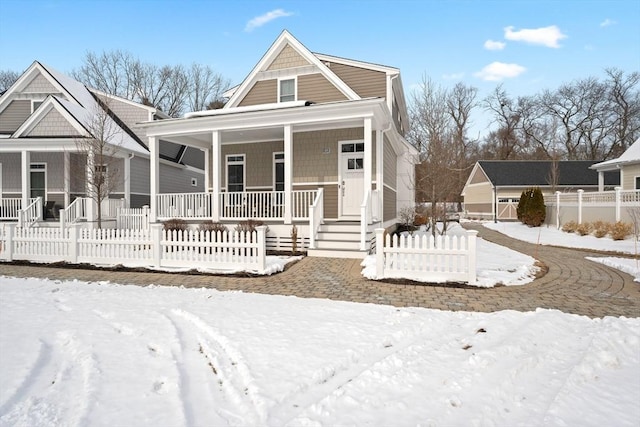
top-left (504, 25), bottom-right (567, 48)
top-left (245, 9), bottom-right (293, 32)
top-left (442, 72), bottom-right (464, 80)
top-left (474, 62), bottom-right (526, 81)
top-left (600, 18), bottom-right (616, 27)
top-left (484, 39), bottom-right (506, 51)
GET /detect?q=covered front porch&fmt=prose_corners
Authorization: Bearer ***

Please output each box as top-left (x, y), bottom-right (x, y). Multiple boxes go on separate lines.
top-left (140, 99), bottom-right (393, 255)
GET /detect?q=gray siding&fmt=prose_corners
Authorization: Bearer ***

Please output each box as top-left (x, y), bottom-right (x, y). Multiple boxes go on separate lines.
top-left (95, 94), bottom-right (149, 141)
top-left (298, 74), bottom-right (348, 104)
top-left (383, 136), bottom-right (397, 190)
top-left (131, 156), bottom-right (150, 194)
top-left (267, 44), bottom-right (310, 70)
top-left (27, 108), bottom-right (81, 136)
top-left (326, 62), bottom-right (386, 99)
top-left (23, 73), bottom-right (57, 93)
top-left (239, 80), bottom-right (277, 107)
top-left (159, 163), bottom-right (204, 193)
top-left (0, 100), bottom-right (31, 133)
top-left (181, 147), bottom-right (205, 170)
top-left (0, 153), bottom-right (21, 192)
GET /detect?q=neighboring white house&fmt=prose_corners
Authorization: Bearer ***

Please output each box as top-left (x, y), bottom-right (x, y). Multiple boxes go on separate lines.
top-left (0, 61), bottom-right (204, 225)
top-left (136, 30), bottom-right (417, 257)
top-left (590, 138), bottom-right (640, 191)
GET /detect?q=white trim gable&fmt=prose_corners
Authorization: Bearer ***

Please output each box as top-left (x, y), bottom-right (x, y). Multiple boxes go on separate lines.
top-left (225, 30), bottom-right (360, 108)
top-left (0, 61), bottom-right (74, 114)
top-left (461, 162), bottom-right (493, 196)
top-left (13, 96), bottom-right (88, 138)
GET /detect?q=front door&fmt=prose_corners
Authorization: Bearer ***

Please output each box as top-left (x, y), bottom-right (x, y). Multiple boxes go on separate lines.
top-left (340, 142), bottom-right (364, 218)
top-left (30, 163), bottom-right (46, 201)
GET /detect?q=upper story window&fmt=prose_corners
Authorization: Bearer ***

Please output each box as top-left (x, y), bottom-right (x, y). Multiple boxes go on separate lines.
top-left (278, 78), bottom-right (296, 102)
top-left (32, 100), bottom-right (43, 113)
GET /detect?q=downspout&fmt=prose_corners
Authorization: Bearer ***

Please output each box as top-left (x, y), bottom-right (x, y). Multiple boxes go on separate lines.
top-left (493, 185), bottom-right (498, 223)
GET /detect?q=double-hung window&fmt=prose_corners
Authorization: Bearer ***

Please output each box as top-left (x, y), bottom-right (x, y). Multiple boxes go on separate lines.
top-left (279, 78), bottom-right (296, 103)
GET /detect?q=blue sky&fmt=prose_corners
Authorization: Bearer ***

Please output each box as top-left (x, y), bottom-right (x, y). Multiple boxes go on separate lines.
top-left (1, 0), bottom-right (638, 133)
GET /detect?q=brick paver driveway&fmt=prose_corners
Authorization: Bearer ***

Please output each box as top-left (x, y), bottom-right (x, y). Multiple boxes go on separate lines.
top-left (1, 224), bottom-right (638, 318)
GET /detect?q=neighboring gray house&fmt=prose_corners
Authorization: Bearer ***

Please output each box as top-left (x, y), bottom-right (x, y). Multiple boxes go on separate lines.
top-left (0, 61), bottom-right (204, 224)
top-left (591, 138), bottom-right (640, 191)
top-left (461, 160), bottom-right (620, 220)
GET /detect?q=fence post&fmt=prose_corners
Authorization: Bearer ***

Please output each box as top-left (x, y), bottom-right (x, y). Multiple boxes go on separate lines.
top-left (256, 225), bottom-right (266, 271)
top-left (69, 225), bottom-right (78, 264)
top-left (467, 230), bottom-right (478, 285)
top-left (151, 223), bottom-right (163, 268)
top-left (143, 205), bottom-right (150, 230)
top-left (577, 189), bottom-right (584, 224)
top-left (615, 187), bottom-right (621, 222)
top-left (555, 191), bottom-right (561, 229)
top-left (375, 228), bottom-right (385, 279)
top-left (4, 223), bottom-right (15, 261)
top-left (59, 214), bottom-right (66, 231)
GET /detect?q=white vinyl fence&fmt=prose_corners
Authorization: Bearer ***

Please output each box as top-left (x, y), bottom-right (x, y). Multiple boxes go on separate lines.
top-left (117, 206), bottom-right (150, 230)
top-left (545, 188), bottom-right (640, 228)
top-left (0, 224), bottom-right (266, 272)
top-left (375, 228), bottom-right (478, 285)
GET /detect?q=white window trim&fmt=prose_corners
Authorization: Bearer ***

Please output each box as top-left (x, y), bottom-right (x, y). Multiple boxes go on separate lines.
top-left (273, 151), bottom-right (284, 191)
top-left (225, 154), bottom-right (246, 192)
top-left (30, 162), bottom-right (47, 200)
top-left (31, 99), bottom-right (44, 113)
top-left (191, 177), bottom-right (198, 187)
top-left (277, 77), bottom-right (297, 103)
top-left (635, 175), bottom-right (640, 190)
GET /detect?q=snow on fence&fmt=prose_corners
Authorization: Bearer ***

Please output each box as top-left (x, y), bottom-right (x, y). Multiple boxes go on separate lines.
top-left (375, 228), bottom-right (478, 285)
top-left (0, 223), bottom-right (266, 272)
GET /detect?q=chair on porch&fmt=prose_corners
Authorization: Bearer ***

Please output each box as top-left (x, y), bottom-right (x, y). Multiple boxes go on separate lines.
top-left (44, 201), bottom-right (57, 220)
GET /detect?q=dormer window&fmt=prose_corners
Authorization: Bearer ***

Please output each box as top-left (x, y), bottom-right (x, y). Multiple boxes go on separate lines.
top-left (278, 78), bottom-right (296, 102)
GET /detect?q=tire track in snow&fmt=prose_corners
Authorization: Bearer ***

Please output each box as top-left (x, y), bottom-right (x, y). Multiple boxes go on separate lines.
top-left (165, 309), bottom-right (265, 426)
top-left (269, 316), bottom-right (464, 425)
top-left (0, 332), bottom-right (97, 427)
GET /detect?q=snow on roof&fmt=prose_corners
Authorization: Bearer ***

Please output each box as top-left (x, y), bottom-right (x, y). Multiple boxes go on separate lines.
top-left (591, 138), bottom-right (640, 170)
top-left (183, 100), bottom-right (314, 118)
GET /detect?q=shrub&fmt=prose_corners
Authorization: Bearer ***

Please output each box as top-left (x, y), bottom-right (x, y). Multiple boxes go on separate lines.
top-left (562, 221), bottom-right (578, 233)
top-left (518, 187), bottom-right (546, 227)
top-left (414, 214), bottom-right (429, 226)
top-left (291, 224), bottom-right (298, 254)
top-left (163, 218), bottom-right (188, 232)
top-left (198, 220), bottom-right (227, 234)
top-left (575, 222), bottom-right (593, 236)
top-left (610, 221), bottom-right (633, 241)
top-left (235, 219), bottom-right (269, 235)
top-left (592, 221), bottom-right (609, 238)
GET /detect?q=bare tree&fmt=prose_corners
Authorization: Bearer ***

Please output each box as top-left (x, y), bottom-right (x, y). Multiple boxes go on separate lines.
top-left (0, 69), bottom-right (20, 92)
top-left (606, 68), bottom-right (640, 157)
top-left (74, 98), bottom-right (124, 228)
top-left (483, 85), bottom-right (522, 160)
top-left (72, 50), bottom-right (230, 117)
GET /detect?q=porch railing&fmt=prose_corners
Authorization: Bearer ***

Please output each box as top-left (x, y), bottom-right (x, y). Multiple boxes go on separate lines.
top-left (157, 190), bottom-right (319, 221)
top-left (158, 192), bottom-right (213, 219)
top-left (18, 197), bottom-right (42, 228)
top-left (308, 188), bottom-right (324, 249)
top-left (101, 198), bottom-right (126, 219)
top-left (64, 197), bottom-right (88, 224)
top-left (0, 198), bottom-right (22, 220)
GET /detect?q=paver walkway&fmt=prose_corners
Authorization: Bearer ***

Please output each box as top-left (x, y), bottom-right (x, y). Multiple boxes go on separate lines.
top-left (1, 224), bottom-right (638, 318)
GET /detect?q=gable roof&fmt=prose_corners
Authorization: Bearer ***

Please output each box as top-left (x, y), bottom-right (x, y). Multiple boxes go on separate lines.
top-left (477, 160), bottom-right (620, 187)
top-left (590, 138), bottom-right (640, 171)
top-left (225, 30), bottom-right (360, 108)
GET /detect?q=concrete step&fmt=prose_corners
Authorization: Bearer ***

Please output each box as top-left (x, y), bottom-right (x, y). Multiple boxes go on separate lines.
top-left (316, 231), bottom-right (360, 241)
top-left (318, 223), bottom-right (361, 233)
top-left (306, 248), bottom-right (369, 259)
top-left (313, 239), bottom-right (362, 251)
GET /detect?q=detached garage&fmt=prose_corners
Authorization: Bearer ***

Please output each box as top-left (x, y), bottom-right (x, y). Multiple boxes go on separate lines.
top-left (461, 160), bottom-right (619, 221)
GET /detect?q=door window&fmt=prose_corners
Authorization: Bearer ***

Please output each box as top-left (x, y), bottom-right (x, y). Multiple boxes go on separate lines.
top-left (30, 163), bottom-right (46, 199)
top-left (227, 155), bottom-right (245, 192)
top-left (274, 152), bottom-right (284, 191)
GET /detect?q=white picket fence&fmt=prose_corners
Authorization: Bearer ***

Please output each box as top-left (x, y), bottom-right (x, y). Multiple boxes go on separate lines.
top-left (0, 224), bottom-right (266, 271)
top-left (117, 206), bottom-right (150, 230)
top-left (375, 229), bottom-right (478, 284)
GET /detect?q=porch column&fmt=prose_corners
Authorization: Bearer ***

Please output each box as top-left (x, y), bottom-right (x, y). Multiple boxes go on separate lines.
top-left (376, 129), bottom-right (383, 222)
top-left (124, 154), bottom-right (131, 207)
top-left (64, 152), bottom-right (70, 208)
top-left (85, 149), bottom-right (95, 222)
top-left (21, 150), bottom-right (30, 211)
top-left (203, 148), bottom-right (211, 192)
top-left (364, 118), bottom-right (373, 193)
top-left (211, 131), bottom-right (221, 221)
top-left (598, 171), bottom-right (604, 192)
top-left (284, 124), bottom-right (293, 224)
top-left (149, 136), bottom-right (159, 223)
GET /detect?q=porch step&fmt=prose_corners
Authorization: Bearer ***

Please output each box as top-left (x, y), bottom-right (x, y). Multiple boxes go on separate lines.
top-left (306, 248), bottom-right (369, 259)
top-left (317, 222), bottom-right (361, 233)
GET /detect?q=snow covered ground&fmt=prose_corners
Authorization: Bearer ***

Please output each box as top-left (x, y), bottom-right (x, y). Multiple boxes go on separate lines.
top-left (483, 221), bottom-right (640, 281)
top-left (1, 276), bottom-right (638, 427)
top-left (362, 222), bottom-right (539, 287)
